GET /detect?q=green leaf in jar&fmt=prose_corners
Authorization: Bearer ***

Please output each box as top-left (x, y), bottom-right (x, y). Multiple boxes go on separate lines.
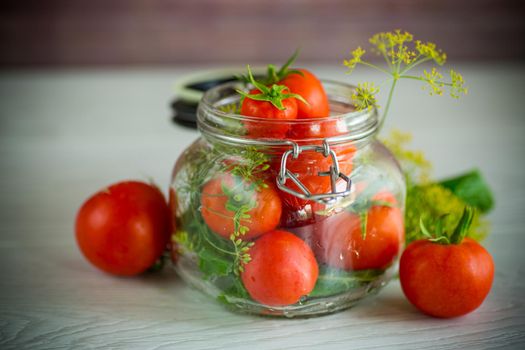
top-left (308, 266), bottom-right (383, 298)
top-left (217, 276), bottom-right (251, 305)
top-left (197, 245), bottom-right (234, 279)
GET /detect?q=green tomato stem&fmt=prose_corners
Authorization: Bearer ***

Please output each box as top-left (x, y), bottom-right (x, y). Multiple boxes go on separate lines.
top-left (450, 206), bottom-right (474, 244)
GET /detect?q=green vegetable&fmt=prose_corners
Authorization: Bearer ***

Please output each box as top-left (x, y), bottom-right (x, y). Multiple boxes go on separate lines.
top-left (197, 245), bottom-right (233, 278)
top-left (406, 183), bottom-right (489, 244)
top-left (439, 170), bottom-right (494, 213)
top-left (173, 142), bottom-right (272, 302)
top-left (382, 130), bottom-right (492, 244)
top-left (309, 266), bottom-right (383, 298)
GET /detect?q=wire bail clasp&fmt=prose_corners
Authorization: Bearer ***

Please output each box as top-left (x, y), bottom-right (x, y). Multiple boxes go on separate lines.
top-left (276, 139), bottom-right (353, 205)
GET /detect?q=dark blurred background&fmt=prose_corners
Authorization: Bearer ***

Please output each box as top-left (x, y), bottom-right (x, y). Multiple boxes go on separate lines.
top-left (1, 0), bottom-right (524, 68)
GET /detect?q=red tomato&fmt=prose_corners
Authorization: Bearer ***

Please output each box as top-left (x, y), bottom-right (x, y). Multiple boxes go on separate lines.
top-left (279, 175), bottom-right (332, 212)
top-left (400, 238), bottom-right (494, 318)
top-left (241, 230), bottom-right (319, 306)
top-left (75, 181), bottom-right (171, 276)
top-left (201, 173), bottom-right (282, 240)
top-left (272, 144), bottom-right (356, 212)
top-left (241, 88), bottom-right (298, 138)
top-left (280, 69), bottom-right (330, 118)
top-left (314, 194), bottom-right (404, 270)
top-left (287, 117), bottom-right (348, 140)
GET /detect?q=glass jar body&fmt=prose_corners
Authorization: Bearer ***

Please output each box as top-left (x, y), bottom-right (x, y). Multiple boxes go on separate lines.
top-left (169, 81), bottom-right (405, 317)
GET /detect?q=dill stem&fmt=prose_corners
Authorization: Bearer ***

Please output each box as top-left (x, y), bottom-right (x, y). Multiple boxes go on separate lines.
top-left (399, 56), bottom-right (430, 75)
top-left (378, 78), bottom-right (398, 133)
top-left (399, 75), bottom-right (423, 81)
top-left (202, 233), bottom-right (236, 256)
top-left (359, 61), bottom-right (391, 75)
top-left (382, 51), bottom-right (393, 71)
top-left (400, 75), bottom-right (454, 87)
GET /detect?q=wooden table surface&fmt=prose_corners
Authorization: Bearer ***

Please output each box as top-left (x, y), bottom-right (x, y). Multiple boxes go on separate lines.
top-left (1, 64), bottom-right (524, 349)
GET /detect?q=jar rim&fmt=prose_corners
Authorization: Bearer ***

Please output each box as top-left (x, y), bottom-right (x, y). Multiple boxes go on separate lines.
top-left (197, 79), bottom-right (379, 146)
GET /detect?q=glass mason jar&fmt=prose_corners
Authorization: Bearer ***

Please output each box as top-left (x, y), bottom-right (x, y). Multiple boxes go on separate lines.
top-left (170, 80), bottom-right (406, 317)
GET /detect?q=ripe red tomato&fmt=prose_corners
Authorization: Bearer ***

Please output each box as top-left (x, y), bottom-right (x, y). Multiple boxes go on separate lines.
top-left (200, 173), bottom-right (282, 240)
top-left (287, 116), bottom-right (348, 140)
top-left (241, 230), bottom-right (319, 306)
top-left (241, 88), bottom-right (298, 138)
top-left (75, 181), bottom-right (171, 276)
top-left (280, 69), bottom-right (330, 118)
top-left (399, 238), bottom-right (494, 318)
top-left (272, 144), bottom-right (356, 212)
top-left (314, 193), bottom-right (404, 270)
top-left (279, 175), bottom-right (332, 212)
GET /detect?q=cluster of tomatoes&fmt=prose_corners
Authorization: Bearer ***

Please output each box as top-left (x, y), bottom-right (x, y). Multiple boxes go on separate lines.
top-left (201, 178), bottom-right (404, 307)
top-left (75, 60), bottom-right (494, 318)
top-left (198, 67), bottom-right (405, 307)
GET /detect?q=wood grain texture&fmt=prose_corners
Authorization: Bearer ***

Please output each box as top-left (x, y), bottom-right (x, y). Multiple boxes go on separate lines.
top-left (0, 65), bottom-right (525, 349)
top-left (0, 0), bottom-right (524, 67)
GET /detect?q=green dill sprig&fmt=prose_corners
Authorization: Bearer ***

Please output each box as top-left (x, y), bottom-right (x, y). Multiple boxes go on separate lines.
top-left (381, 130), bottom-right (433, 185)
top-left (176, 142), bottom-right (272, 276)
top-left (344, 30), bottom-right (468, 131)
top-left (218, 103), bottom-right (241, 115)
top-left (219, 146), bottom-right (270, 191)
top-left (229, 205), bottom-right (255, 274)
top-left (381, 130), bottom-right (491, 244)
top-left (221, 178), bottom-right (257, 274)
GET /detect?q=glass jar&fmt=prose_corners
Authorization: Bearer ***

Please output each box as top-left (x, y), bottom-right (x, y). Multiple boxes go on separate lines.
top-left (169, 80), bottom-right (406, 317)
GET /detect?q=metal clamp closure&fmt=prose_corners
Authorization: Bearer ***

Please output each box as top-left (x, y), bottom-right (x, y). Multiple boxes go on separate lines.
top-left (276, 140), bottom-right (353, 205)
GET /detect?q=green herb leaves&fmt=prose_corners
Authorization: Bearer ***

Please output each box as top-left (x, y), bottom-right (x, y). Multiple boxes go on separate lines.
top-left (309, 266), bottom-right (382, 298)
top-left (439, 170), bottom-right (494, 214)
top-left (174, 141), bottom-right (274, 304)
top-left (381, 130), bottom-right (492, 245)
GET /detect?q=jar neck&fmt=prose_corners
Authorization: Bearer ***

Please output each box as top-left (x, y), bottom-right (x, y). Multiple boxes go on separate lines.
top-left (197, 80), bottom-right (379, 149)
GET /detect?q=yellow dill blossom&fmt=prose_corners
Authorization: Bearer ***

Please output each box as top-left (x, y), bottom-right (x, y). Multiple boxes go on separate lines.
top-left (382, 130), bottom-right (491, 245)
top-left (381, 130), bottom-right (432, 184)
top-left (219, 103), bottom-right (240, 114)
top-left (422, 67), bottom-right (445, 96)
top-left (415, 41), bottom-right (447, 65)
top-left (343, 30), bottom-right (467, 131)
top-left (351, 82), bottom-right (379, 111)
top-left (369, 30), bottom-right (415, 65)
top-left (450, 70), bottom-right (468, 98)
top-left (343, 47), bottom-right (366, 74)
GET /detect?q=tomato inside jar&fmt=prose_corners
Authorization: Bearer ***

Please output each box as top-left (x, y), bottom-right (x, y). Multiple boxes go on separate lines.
top-left (169, 80), bottom-right (406, 317)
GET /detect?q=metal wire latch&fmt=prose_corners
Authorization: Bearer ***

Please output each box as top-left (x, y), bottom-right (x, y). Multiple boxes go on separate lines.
top-left (276, 140), bottom-right (353, 205)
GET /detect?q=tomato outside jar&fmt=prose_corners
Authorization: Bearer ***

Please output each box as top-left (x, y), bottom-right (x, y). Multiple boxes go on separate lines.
top-left (169, 80), bottom-right (406, 317)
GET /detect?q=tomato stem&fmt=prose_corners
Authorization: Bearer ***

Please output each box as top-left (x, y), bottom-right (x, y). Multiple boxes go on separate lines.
top-left (236, 65), bottom-right (308, 110)
top-left (450, 206), bottom-right (474, 244)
